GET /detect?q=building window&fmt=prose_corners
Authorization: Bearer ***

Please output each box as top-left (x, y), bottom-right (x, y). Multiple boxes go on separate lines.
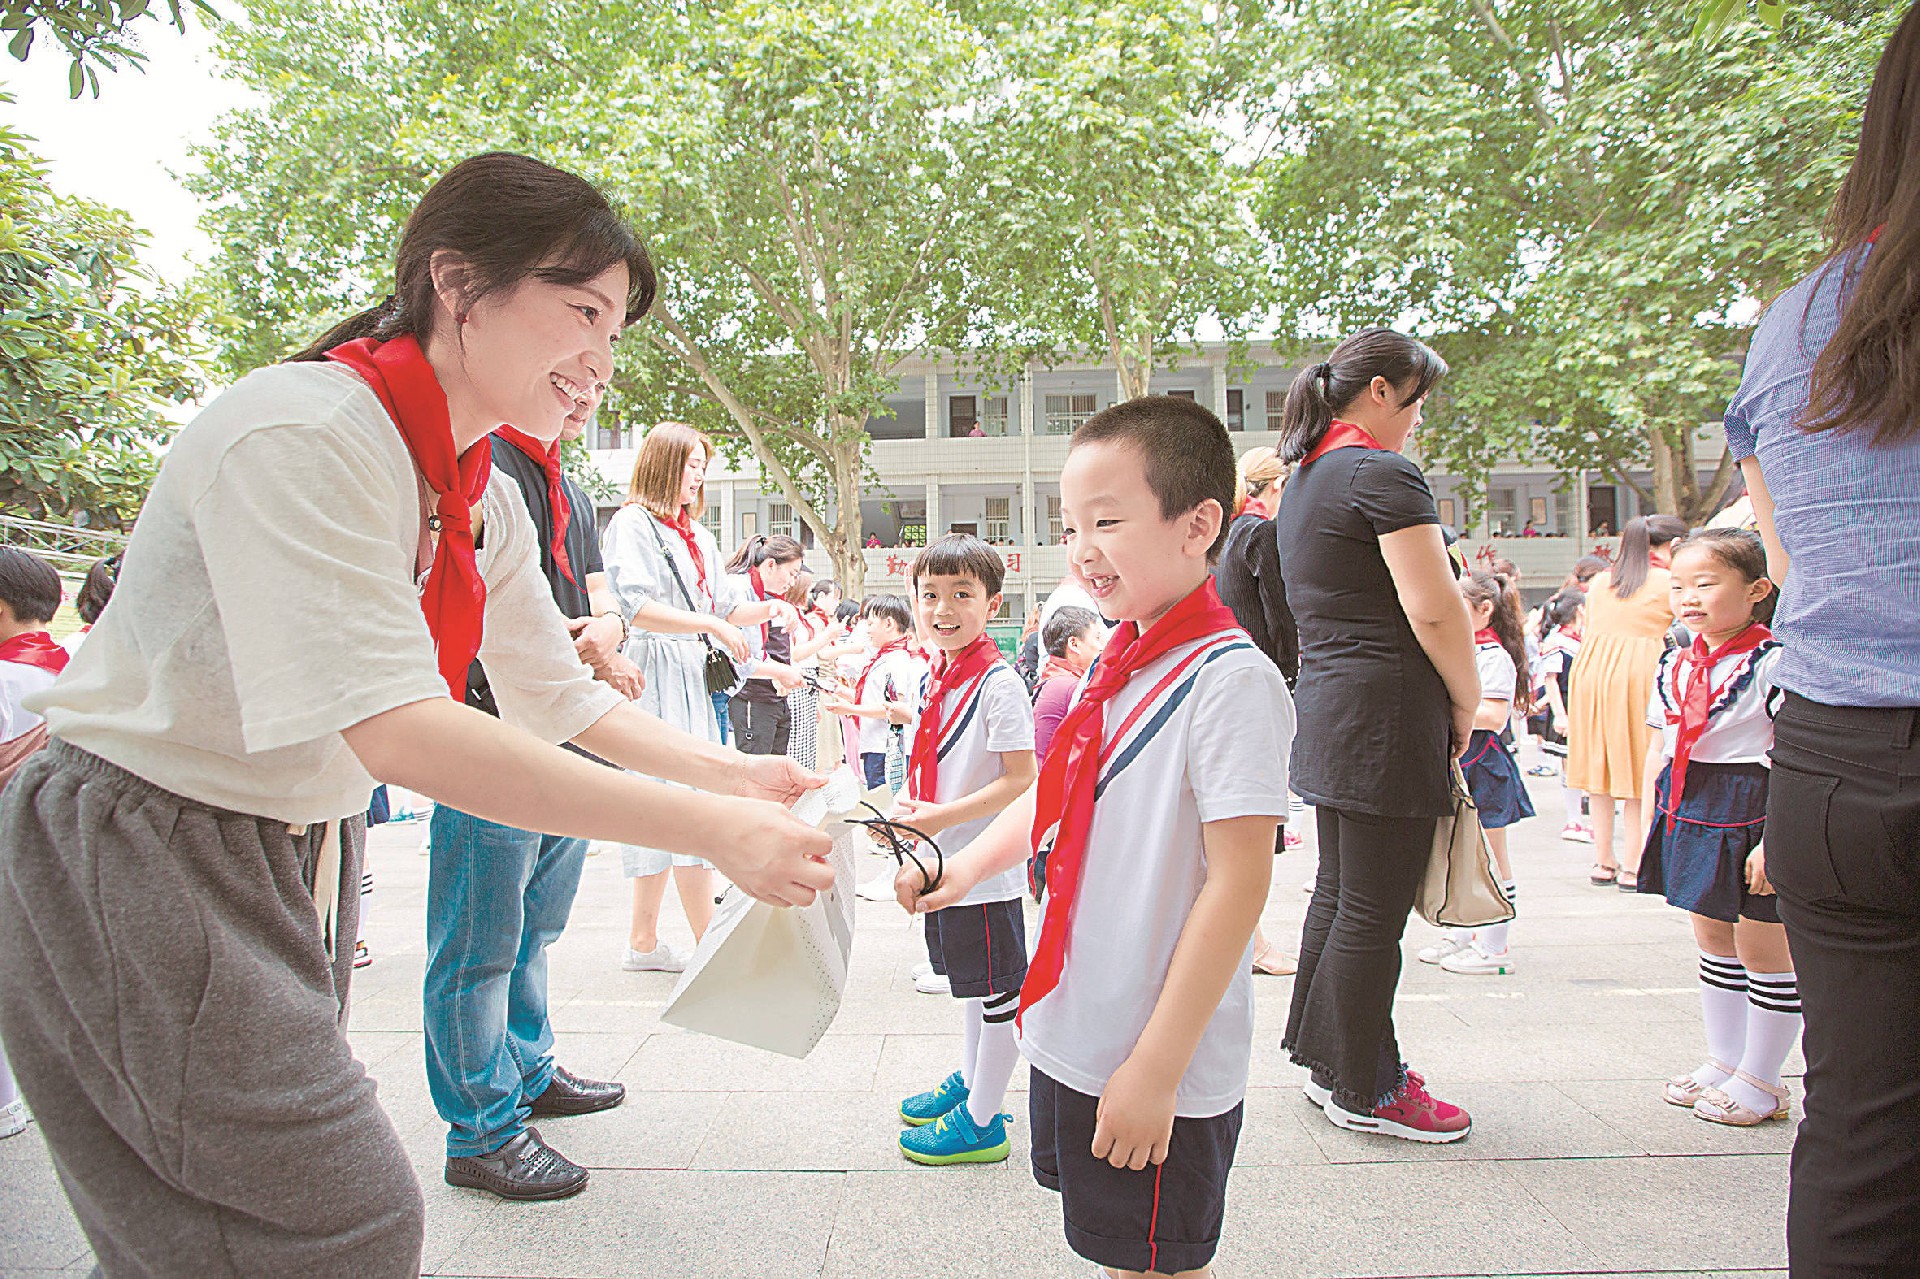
top-left (1529, 496), bottom-right (1549, 529)
top-left (1046, 492), bottom-right (1063, 543)
top-left (981, 395), bottom-right (1009, 436)
top-left (1169, 389), bottom-right (1197, 401)
top-left (1265, 389), bottom-right (1285, 431)
top-left (1554, 487), bottom-right (1575, 537)
top-left (984, 496), bottom-right (1011, 544)
top-left (1437, 497), bottom-right (1458, 529)
top-left (700, 505), bottom-right (722, 542)
top-left (992, 591), bottom-right (1021, 621)
top-left (595, 422), bottom-right (626, 450)
top-left (768, 502), bottom-right (798, 541)
top-left (1044, 393), bottom-right (1097, 435)
top-left (950, 394), bottom-right (1011, 437)
top-left (1226, 388), bottom-right (1244, 432)
top-left (1488, 487), bottom-right (1519, 537)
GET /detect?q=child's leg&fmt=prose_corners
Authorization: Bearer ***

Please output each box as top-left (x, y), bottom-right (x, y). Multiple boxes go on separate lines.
top-left (1561, 778), bottom-right (1584, 827)
top-left (1690, 914), bottom-right (1745, 1088)
top-left (1727, 918), bottom-right (1800, 1114)
top-left (964, 992), bottom-right (1020, 1127)
top-left (1485, 827), bottom-right (1512, 881)
top-left (1620, 796), bottom-right (1646, 877)
top-left (960, 998), bottom-right (982, 1091)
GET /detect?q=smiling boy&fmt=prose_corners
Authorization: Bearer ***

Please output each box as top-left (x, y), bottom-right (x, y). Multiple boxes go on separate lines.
top-left (898, 397), bottom-right (1295, 1278)
top-left (889, 534), bottom-right (1038, 1165)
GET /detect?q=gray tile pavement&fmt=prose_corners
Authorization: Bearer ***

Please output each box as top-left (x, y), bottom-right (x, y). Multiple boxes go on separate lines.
top-left (2, 771), bottom-right (1794, 1276)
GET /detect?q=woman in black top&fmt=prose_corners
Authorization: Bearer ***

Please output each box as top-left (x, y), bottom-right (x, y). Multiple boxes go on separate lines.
top-left (1275, 329), bottom-right (1482, 1140)
top-left (1213, 446), bottom-right (1299, 685)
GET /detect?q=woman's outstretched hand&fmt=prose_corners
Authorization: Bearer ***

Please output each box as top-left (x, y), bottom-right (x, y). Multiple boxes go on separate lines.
top-left (708, 797), bottom-right (836, 908)
top-left (731, 753), bottom-right (827, 806)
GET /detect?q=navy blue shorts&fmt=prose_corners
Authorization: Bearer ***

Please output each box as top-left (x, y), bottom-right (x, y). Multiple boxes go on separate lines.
top-left (923, 898), bottom-right (1027, 999)
top-left (1029, 1068), bottom-right (1241, 1275)
top-left (861, 752), bottom-right (887, 790)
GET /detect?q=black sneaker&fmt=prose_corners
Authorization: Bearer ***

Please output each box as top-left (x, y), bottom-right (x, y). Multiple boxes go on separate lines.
top-left (527, 1065), bottom-right (626, 1118)
top-left (445, 1128), bottom-right (589, 1201)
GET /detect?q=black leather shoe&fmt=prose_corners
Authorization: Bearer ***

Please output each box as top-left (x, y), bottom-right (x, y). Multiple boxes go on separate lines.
top-left (445, 1128), bottom-right (588, 1201)
top-left (527, 1065), bottom-right (627, 1118)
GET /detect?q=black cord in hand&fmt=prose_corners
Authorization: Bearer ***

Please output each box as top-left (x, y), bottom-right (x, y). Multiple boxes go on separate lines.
top-left (849, 802), bottom-right (944, 895)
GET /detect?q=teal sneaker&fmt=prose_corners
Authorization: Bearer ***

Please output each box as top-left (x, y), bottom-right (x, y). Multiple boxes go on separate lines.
top-left (899, 1106), bottom-right (1010, 1165)
top-left (899, 1070), bottom-right (968, 1127)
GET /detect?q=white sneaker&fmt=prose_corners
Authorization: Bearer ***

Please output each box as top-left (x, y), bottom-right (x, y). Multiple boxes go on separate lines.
top-left (855, 876), bottom-right (896, 902)
top-left (1302, 1078), bottom-right (1332, 1109)
top-left (1439, 943), bottom-right (1516, 976)
top-left (0, 1098), bottom-right (30, 1140)
top-left (914, 970), bottom-right (951, 995)
top-left (622, 943), bottom-right (687, 973)
top-left (1417, 936), bottom-right (1471, 965)
top-left (911, 960), bottom-right (935, 980)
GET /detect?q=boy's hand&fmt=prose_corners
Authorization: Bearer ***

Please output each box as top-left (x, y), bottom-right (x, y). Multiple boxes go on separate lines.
top-left (821, 696), bottom-right (855, 716)
top-left (885, 700), bottom-right (913, 726)
top-left (1092, 1055), bottom-right (1178, 1170)
top-left (891, 796), bottom-right (947, 836)
top-left (1746, 845), bottom-right (1774, 896)
top-left (894, 850), bottom-right (985, 914)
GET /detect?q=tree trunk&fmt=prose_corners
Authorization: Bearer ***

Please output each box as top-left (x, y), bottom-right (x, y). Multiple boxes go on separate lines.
top-left (1648, 423), bottom-right (1739, 525)
top-left (828, 421), bottom-right (867, 598)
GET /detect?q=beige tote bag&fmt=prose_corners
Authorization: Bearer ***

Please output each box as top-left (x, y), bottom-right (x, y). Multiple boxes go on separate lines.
top-left (1416, 762), bottom-right (1516, 929)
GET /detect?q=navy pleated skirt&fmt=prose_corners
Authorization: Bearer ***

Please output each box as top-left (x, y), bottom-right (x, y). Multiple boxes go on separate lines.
top-left (1462, 730), bottom-right (1535, 830)
top-left (1637, 761), bottom-right (1776, 923)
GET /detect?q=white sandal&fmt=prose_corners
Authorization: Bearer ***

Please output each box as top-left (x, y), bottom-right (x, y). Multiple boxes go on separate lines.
top-left (1694, 1070), bottom-right (1791, 1126)
top-left (1663, 1059), bottom-right (1735, 1108)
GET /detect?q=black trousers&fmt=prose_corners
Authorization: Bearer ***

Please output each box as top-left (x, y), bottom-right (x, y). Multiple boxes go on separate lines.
top-left (1766, 693), bottom-right (1920, 1278)
top-left (1283, 805), bottom-right (1434, 1112)
top-left (728, 696), bottom-right (791, 757)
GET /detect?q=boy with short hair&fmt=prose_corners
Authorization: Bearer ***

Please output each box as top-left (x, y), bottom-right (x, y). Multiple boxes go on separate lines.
top-left (898, 397), bottom-right (1294, 1278)
top-left (889, 534), bottom-right (1038, 1165)
top-left (824, 594), bottom-right (922, 791)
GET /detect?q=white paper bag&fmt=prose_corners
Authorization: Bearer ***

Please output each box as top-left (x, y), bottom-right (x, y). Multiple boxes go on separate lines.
top-left (659, 767), bottom-right (866, 1058)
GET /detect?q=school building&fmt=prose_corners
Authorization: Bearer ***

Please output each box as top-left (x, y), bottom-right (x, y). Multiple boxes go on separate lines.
top-left (585, 342), bottom-right (1736, 615)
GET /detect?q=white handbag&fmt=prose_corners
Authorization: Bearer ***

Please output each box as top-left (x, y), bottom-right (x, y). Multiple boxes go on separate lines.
top-left (660, 768), bottom-right (865, 1058)
top-left (1416, 762), bottom-right (1517, 929)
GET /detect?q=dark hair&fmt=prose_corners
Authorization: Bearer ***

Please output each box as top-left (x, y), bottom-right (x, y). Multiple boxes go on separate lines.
top-left (75, 554), bottom-right (119, 624)
top-left (288, 152), bottom-right (656, 362)
top-left (1462, 570), bottom-right (1531, 713)
top-left (1071, 395), bottom-right (1237, 560)
top-left (834, 600), bottom-right (860, 625)
top-left (1569, 555), bottom-right (1609, 589)
top-left (1277, 328), bottom-right (1447, 464)
top-left (860, 593), bottom-right (912, 633)
top-left (1670, 528), bottom-right (1778, 628)
top-left (1042, 605), bottom-right (1102, 658)
top-left (1611, 515), bottom-right (1689, 599)
top-left (726, 534), bottom-right (804, 574)
top-left (0, 547), bottom-right (62, 626)
top-left (1537, 588), bottom-right (1585, 643)
top-left (809, 578), bottom-right (839, 605)
top-left (912, 533), bottom-right (1005, 595)
top-left (1803, 3), bottom-right (1920, 446)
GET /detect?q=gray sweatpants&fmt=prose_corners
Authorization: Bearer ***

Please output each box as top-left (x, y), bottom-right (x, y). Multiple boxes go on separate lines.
top-left (0, 742), bottom-right (424, 1276)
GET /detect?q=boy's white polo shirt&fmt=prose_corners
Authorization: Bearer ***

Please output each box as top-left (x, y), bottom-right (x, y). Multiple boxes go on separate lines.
top-left (917, 660), bottom-right (1034, 905)
top-left (855, 647), bottom-right (927, 756)
top-left (1018, 631), bottom-right (1294, 1118)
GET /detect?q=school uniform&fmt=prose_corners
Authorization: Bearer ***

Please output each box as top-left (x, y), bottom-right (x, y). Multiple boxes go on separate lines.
top-left (1638, 636), bottom-right (1783, 923)
top-left (853, 643), bottom-right (926, 790)
top-left (913, 659), bottom-right (1034, 998)
top-left (1021, 620), bottom-right (1293, 1276)
top-left (1528, 626), bottom-right (1580, 755)
top-left (1461, 639), bottom-right (1535, 829)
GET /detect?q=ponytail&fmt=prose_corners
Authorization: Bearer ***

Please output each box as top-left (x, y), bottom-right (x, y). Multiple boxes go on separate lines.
top-left (1277, 327), bottom-right (1448, 463)
top-left (1610, 514), bottom-right (1689, 599)
top-left (1464, 570), bottom-right (1532, 713)
top-left (288, 296), bottom-right (409, 363)
top-left (727, 534), bottom-right (804, 574)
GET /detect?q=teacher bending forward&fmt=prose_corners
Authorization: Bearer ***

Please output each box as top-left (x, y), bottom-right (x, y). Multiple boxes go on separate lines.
top-left (1276, 328), bottom-right (1482, 1142)
top-left (0, 153), bottom-right (833, 1276)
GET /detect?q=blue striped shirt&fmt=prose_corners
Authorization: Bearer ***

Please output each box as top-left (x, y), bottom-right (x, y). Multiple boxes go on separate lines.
top-left (1724, 245), bottom-right (1920, 707)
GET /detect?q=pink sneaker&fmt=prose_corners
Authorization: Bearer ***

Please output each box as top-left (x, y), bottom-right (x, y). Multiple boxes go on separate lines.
top-left (1326, 1074), bottom-right (1471, 1143)
top-left (1561, 823), bottom-right (1594, 844)
top-left (1283, 828), bottom-right (1305, 851)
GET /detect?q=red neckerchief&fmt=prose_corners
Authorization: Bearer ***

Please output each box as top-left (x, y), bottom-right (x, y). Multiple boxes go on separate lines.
top-left (494, 426), bottom-right (575, 586)
top-left (1666, 623), bottom-right (1772, 831)
top-left (746, 565), bottom-right (775, 641)
top-left (1474, 627), bottom-right (1500, 645)
top-left (855, 637), bottom-right (909, 701)
top-left (1301, 420), bottom-right (1388, 466)
top-left (1037, 654), bottom-right (1079, 687)
top-left (659, 508), bottom-right (709, 599)
top-left (0, 632), bottom-right (69, 676)
top-left (1019, 579), bottom-right (1239, 1024)
top-left (1242, 494), bottom-right (1274, 519)
top-left (906, 634), bottom-right (1001, 804)
top-left (325, 335), bottom-right (490, 698)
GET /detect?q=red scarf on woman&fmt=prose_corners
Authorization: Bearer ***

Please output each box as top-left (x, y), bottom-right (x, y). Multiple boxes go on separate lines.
top-left (855, 637), bottom-right (909, 701)
top-left (906, 634), bottom-right (1001, 803)
top-left (1474, 627), bottom-right (1500, 645)
top-left (1301, 420), bottom-right (1387, 465)
top-left (664, 509), bottom-right (709, 598)
top-left (326, 335), bottom-right (490, 698)
top-left (1666, 623), bottom-right (1773, 830)
top-left (1019, 580), bottom-right (1239, 1023)
top-left (0, 632), bottom-right (68, 675)
top-left (494, 426), bottom-right (575, 585)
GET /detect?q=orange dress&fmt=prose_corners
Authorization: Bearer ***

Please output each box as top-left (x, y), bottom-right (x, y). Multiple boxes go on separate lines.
top-left (1567, 568), bottom-right (1673, 799)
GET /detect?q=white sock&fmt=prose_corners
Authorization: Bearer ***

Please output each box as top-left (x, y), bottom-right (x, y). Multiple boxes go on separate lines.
top-left (965, 993), bottom-right (1021, 1127)
top-left (960, 998), bottom-right (981, 1092)
top-left (1725, 971), bottom-right (1801, 1113)
top-left (1695, 952), bottom-right (1748, 1087)
top-left (1563, 786), bottom-right (1584, 825)
top-left (0, 1037), bottom-right (18, 1111)
top-left (1476, 881), bottom-right (1517, 954)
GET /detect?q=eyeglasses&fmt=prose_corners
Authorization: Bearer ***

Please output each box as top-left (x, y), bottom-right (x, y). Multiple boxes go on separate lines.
top-left (848, 802), bottom-right (944, 896)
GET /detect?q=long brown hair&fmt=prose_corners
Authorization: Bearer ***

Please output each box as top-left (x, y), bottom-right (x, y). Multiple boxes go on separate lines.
top-left (288, 152), bottom-right (656, 362)
top-left (1462, 570), bottom-right (1531, 714)
top-left (1611, 514), bottom-right (1688, 599)
top-left (628, 421), bottom-right (713, 522)
top-left (1802, 3), bottom-right (1920, 445)
top-left (726, 534), bottom-right (805, 574)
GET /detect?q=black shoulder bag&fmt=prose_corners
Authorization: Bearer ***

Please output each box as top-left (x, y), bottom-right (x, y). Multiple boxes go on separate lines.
top-left (643, 512), bottom-right (742, 696)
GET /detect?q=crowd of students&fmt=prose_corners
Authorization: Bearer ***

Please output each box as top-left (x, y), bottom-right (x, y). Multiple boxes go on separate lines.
top-left (2, 11), bottom-right (1918, 1273)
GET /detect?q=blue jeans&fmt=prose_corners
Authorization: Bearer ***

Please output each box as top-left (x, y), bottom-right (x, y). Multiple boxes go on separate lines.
top-left (425, 806), bottom-right (589, 1158)
top-left (711, 691), bottom-right (733, 744)
top-left (862, 751), bottom-right (888, 789)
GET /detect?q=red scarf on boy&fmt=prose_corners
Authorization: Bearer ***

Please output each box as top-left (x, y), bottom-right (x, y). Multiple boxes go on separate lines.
top-left (1019, 580), bottom-right (1238, 1023)
top-left (906, 634), bottom-right (1001, 803)
top-left (1666, 623), bottom-right (1772, 830)
top-left (0, 633), bottom-right (68, 676)
top-left (327, 335), bottom-right (491, 699)
top-left (854, 637), bottom-right (909, 701)
top-left (494, 426), bottom-right (576, 585)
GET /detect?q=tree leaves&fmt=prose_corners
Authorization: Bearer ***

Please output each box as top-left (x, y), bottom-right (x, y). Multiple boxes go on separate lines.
top-left (1, 0), bottom-right (215, 98)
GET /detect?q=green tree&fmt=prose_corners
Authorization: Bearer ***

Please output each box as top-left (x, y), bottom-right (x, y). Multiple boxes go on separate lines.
top-left (0, 111), bottom-right (205, 525)
top-left (3, 0), bottom-right (216, 97)
top-left (1258, 0), bottom-right (1896, 524)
